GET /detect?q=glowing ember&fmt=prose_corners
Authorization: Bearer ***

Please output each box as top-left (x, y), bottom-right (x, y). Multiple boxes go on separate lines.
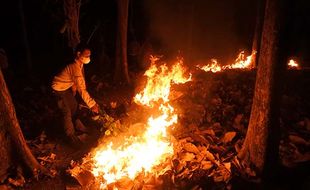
top-left (288, 59), bottom-right (300, 69)
top-left (73, 55), bottom-right (191, 189)
top-left (197, 50), bottom-right (256, 73)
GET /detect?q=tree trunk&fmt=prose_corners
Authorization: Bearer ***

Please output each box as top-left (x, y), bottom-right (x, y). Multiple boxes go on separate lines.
top-left (0, 69), bottom-right (45, 176)
top-left (186, 2), bottom-right (195, 64)
top-left (238, 0), bottom-right (289, 178)
top-left (0, 124), bottom-right (12, 182)
top-left (18, 0), bottom-right (32, 73)
top-left (114, 0), bottom-right (130, 84)
top-left (63, 0), bottom-right (81, 49)
top-left (251, 0), bottom-right (266, 68)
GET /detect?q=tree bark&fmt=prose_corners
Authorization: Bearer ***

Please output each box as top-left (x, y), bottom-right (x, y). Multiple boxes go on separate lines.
top-left (114, 0), bottom-right (130, 84)
top-left (251, 0), bottom-right (266, 68)
top-left (0, 125), bottom-right (11, 182)
top-left (0, 69), bottom-right (45, 176)
top-left (18, 0), bottom-right (32, 73)
top-left (238, 0), bottom-right (289, 178)
top-left (63, 0), bottom-right (81, 49)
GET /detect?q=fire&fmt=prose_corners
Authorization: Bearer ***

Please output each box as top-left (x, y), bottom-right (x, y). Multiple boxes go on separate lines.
top-left (197, 50), bottom-right (256, 73)
top-left (288, 59), bottom-right (300, 69)
top-left (75, 55), bottom-right (191, 188)
top-left (134, 56), bottom-right (192, 107)
top-left (199, 59), bottom-right (222, 73)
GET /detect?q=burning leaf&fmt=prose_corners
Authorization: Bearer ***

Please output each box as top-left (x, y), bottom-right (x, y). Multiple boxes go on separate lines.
top-left (201, 161), bottom-right (213, 170)
top-left (50, 169), bottom-right (57, 177)
top-left (8, 177), bottom-right (25, 187)
top-left (195, 154), bottom-right (204, 163)
top-left (180, 152), bottom-right (196, 163)
top-left (201, 129), bottom-right (215, 137)
top-left (183, 143), bottom-right (200, 154)
top-left (205, 151), bottom-right (217, 165)
top-left (221, 132), bottom-right (236, 144)
top-left (177, 168), bottom-right (191, 179)
top-left (223, 162), bottom-right (231, 172)
top-left (142, 184), bottom-right (158, 190)
top-left (212, 164), bottom-right (232, 183)
top-left (37, 153), bottom-right (56, 163)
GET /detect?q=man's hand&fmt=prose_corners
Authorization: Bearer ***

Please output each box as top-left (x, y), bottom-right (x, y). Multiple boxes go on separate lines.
top-left (91, 103), bottom-right (99, 114)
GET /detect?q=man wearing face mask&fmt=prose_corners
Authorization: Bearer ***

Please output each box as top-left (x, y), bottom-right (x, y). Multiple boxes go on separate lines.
top-left (51, 44), bottom-right (99, 146)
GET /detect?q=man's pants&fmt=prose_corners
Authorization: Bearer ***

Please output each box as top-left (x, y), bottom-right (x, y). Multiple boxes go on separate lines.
top-left (53, 88), bottom-right (78, 139)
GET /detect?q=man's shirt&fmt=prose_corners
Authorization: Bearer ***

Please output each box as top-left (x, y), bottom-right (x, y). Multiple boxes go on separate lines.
top-left (52, 60), bottom-right (96, 108)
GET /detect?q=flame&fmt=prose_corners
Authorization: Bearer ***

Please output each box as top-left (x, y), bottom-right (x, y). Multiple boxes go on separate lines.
top-left (84, 55), bottom-right (191, 188)
top-left (199, 59), bottom-right (222, 73)
top-left (134, 56), bottom-right (192, 107)
top-left (197, 50), bottom-right (256, 73)
top-left (288, 59), bottom-right (300, 69)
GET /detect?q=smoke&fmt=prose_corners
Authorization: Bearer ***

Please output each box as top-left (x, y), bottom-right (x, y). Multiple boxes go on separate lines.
top-left (143, 0), bottom-right (257, 65)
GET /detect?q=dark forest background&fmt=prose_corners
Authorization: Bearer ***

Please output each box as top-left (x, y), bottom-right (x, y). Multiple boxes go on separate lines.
top-left (0, 0), bottom-right (309, 83)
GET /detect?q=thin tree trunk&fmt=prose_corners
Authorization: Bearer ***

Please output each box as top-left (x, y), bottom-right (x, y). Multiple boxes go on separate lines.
top-left (114, 0), bottom-right (130, 84)
top-left (0, 69), bottom-right (45, 175)
top-left (63, 0), bottom-right (81, 49)
top-left (18, 0), bottom-right (32, 73)
top-left (186, 2), bottom-right (195, 64)
top-left (238, 0), bottom-right (289, 178)
top-left (251, 0), bottom-right (266, 68)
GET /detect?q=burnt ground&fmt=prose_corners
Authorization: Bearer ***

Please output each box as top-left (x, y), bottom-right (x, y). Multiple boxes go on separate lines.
top-left (1, 68), bottom-right (310, 190)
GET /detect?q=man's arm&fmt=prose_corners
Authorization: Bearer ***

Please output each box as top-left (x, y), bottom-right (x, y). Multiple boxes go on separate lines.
top-left (71, 65), bottom-right (97, 109)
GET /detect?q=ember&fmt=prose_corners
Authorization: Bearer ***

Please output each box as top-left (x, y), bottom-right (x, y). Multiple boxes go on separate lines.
top-left (288, 59), bottom-right (300, 69)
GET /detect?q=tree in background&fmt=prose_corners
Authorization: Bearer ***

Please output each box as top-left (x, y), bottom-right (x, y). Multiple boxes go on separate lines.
top-left (62, 0), bottom-right (81, 49)
top-left (114, 0), bottom-right (130, 84)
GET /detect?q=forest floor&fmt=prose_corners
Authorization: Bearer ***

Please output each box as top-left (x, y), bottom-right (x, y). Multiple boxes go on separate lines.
top-left (1, 68), bottom-right (310, 190)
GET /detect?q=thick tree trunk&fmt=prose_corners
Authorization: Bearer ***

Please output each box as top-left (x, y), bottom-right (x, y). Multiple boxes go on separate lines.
top-left (251, 0), bottom-right (266, 68)
top-left (114, 0), bottom-right (130, 84)
top-left (238, 0), bottom-right (289, 178)
top-left (0, 69), bottom-right (45, 176)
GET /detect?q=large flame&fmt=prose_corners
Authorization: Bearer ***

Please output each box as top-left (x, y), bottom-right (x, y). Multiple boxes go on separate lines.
top-left (87, 55), bottom-right (191, 188)
top-left (197, 50), bottom-right (256, 73)
top-left (134, 56), bottom-right (192, 107)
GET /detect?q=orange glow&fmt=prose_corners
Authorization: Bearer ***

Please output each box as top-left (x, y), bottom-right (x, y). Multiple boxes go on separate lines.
top-left (71, 55), bottom-right (191, 189)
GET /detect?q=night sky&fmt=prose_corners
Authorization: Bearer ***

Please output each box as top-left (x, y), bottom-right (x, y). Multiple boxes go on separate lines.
top-left (0, 0), bottom-right (310, 79)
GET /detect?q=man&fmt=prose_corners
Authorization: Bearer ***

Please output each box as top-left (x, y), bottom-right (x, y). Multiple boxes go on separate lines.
top-left (51, 44), bottom-right (99, 145)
